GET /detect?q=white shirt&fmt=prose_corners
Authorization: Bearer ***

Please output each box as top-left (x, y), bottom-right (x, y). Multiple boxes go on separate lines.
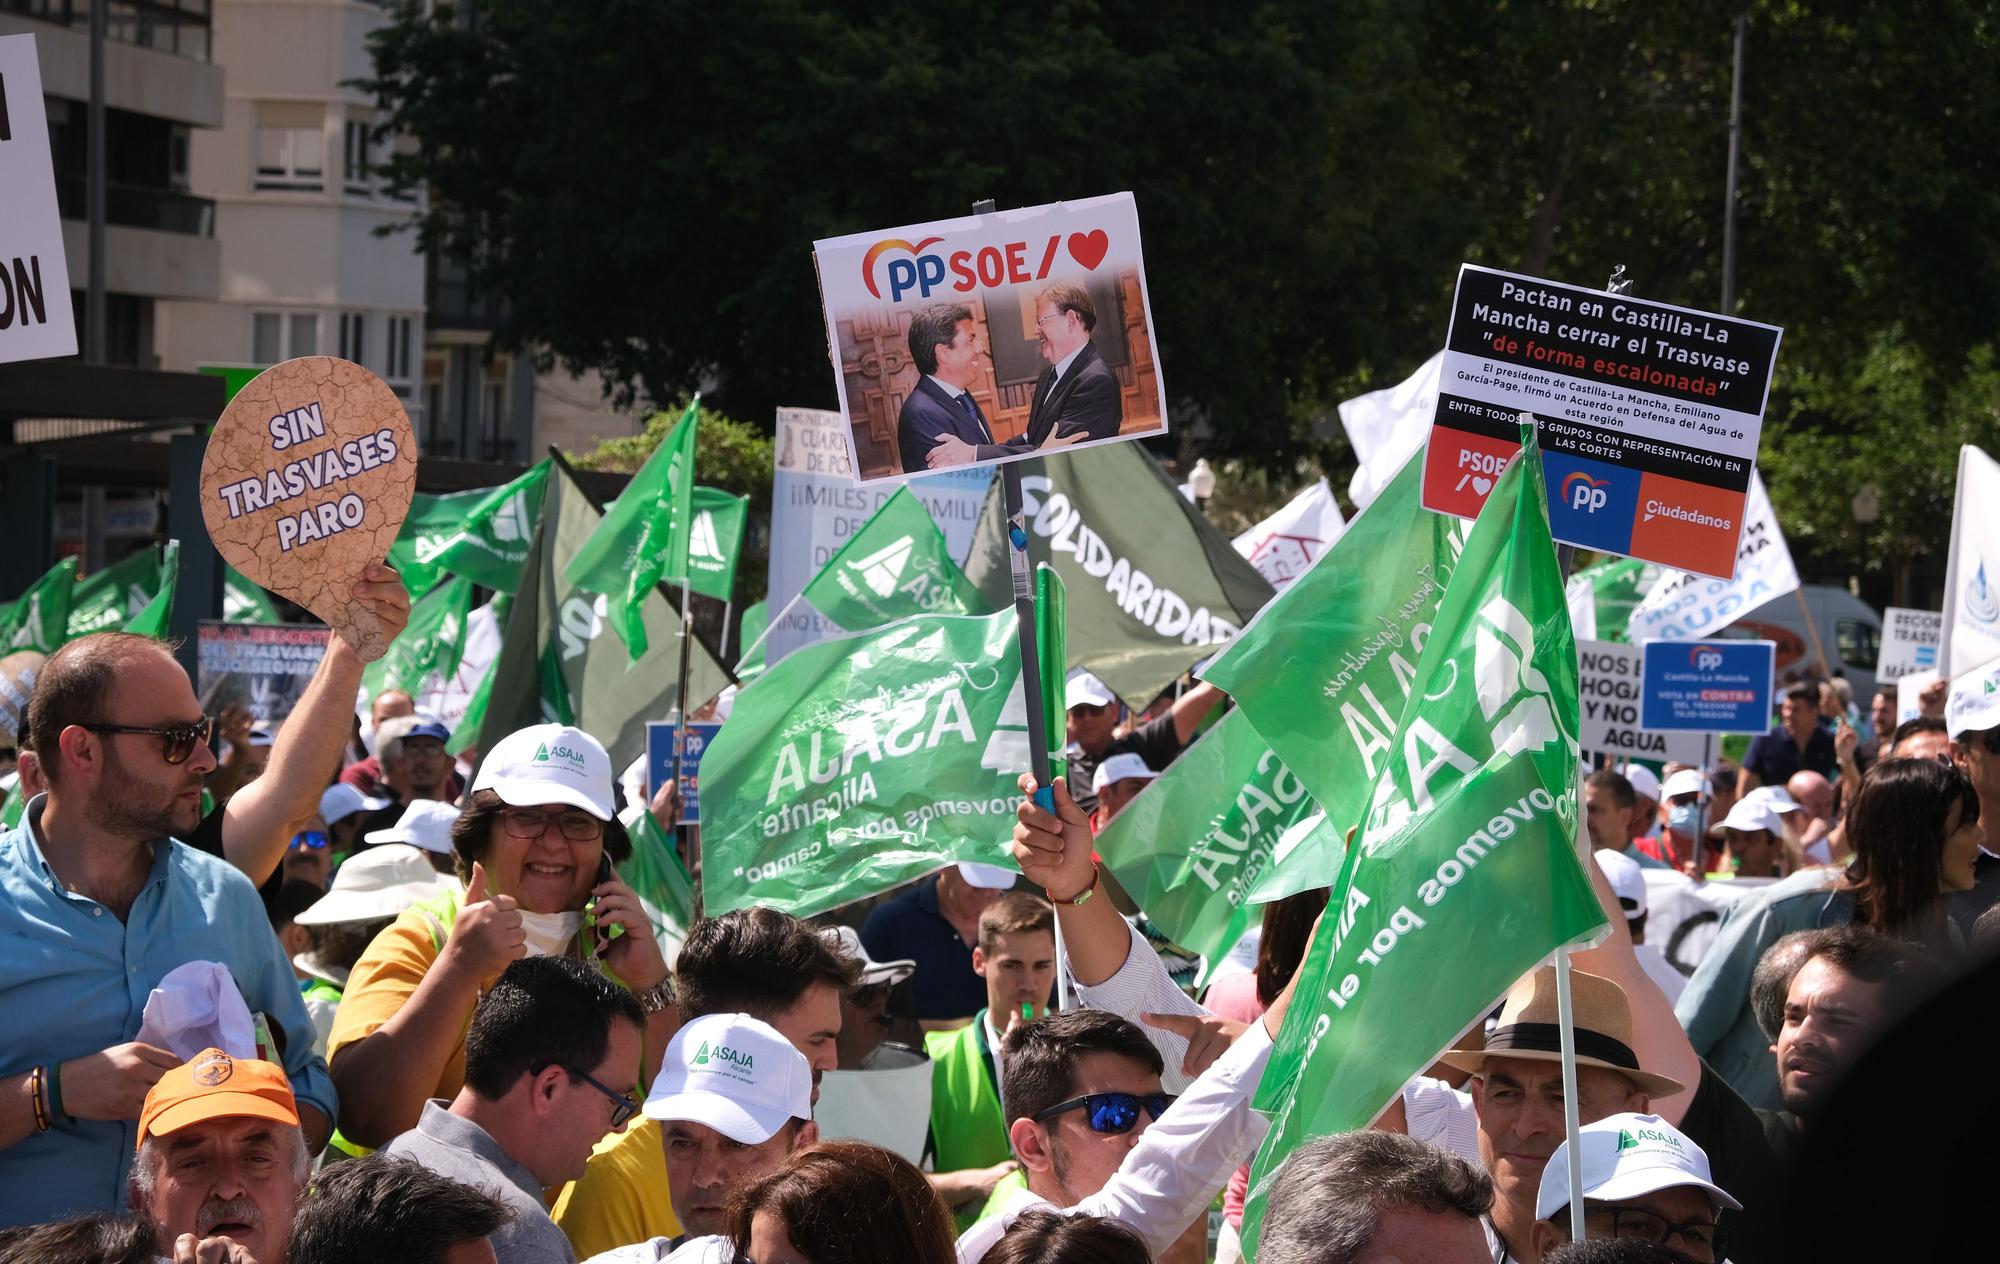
top-left (583, 1235), bottom-right (729, 1264)
top-left (928, 373), bottom-right (970, 400)
top-left (1068, 920), bottom-right (1211, 1094)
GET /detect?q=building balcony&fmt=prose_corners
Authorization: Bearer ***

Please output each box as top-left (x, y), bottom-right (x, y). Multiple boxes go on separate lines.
top-left (56, 173), bottom-right (214, 236)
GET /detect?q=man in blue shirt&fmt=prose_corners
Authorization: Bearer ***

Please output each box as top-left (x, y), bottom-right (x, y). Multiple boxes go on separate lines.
top-left (1738, 682), bottom-right (1838, 796)
top-left (0, 632), bottom-right (336, 1226)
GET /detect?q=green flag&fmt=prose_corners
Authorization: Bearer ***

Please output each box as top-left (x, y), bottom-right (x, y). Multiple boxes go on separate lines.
top-left (448, 655), bottom-right (495, 757)
top-left (68, 548), bottom-right (166, 638)
top-left (700, 573), bottom-right (1064, 919)
top-left (1563, 556), bottom-right (1657, 642)
top-left (390, 459), bottom-right (551, 597)
top-left (479, 459), bottom-right (731, 772)
top-left (0, 558), bottom-right (79, 654)
top-left (687, 486), bottom-right (749, 603)
top-left (1092, 706), bottom-right (1319, 980)
top-left (122, 541), bottom-right (179, 638)
top-left (624, 808), bottom-right (698, 941)
top-left (1200, 450), bottom-right (1469, 896)
top-left (963, 442), bottom-right (1273, 708)
top-left (1238, 425), bottom-right (1605, 1254)
top-left (736, 600), bottom-right (769, 683)
top-left (566, 399), bottom-right (699, 659)
top-left (363, 574), bottom-right (475, 699)
top-left (801, 487), bottom-right (990, 632)
top-left (224, 568), bottom-right (283, 625)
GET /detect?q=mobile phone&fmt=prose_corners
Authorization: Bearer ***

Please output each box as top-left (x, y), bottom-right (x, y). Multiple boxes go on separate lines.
top-left (584, 855), bottom-right (626, 959)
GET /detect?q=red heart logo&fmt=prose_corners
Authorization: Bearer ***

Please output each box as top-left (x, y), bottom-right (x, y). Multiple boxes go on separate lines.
top-left (1067, 230), bottom-right (1109, 271)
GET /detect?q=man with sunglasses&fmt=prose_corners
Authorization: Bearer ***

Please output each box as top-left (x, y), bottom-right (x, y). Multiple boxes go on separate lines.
top-left (385, 954), bottom-right (644, 1264)
top-left (0, 631), bottom-right (338, 1224)
top-left (1948, 662), bottom-right (2000, 929)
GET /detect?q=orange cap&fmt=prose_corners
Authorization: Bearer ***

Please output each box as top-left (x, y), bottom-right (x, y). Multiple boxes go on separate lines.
top-left (137, 1049), bottom-right (299, 1150)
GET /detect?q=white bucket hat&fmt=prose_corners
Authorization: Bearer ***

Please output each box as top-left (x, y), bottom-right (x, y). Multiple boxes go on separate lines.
top-left (294, 844), bottom-right (446, 927)
top-left (363, 798), bottom-right (460, 855)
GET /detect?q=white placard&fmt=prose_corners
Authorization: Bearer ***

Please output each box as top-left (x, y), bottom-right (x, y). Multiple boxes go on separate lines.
top-left (0, 35), bottom-right (79, 364)
top-left (1875, 606), bottom-right (1942, 683)
top-left (1577, 638), bottom-right (1711, 765)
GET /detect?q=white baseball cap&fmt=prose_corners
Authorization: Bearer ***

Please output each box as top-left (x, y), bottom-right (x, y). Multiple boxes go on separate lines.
top-left (1065, 671), bottom-right (1117, 711)
top-left (1091, 752), bottom-right (1160, 795)
top-left (1594, 849), bottom-right (1647, 920)
top-left (1709, 798), bottom-right (1788, 838)
top-left (294, 844), bottom-right (446, 927)
top-left (1947, 660), bottom-right (2000, 737)
top-left (320, 783), bottom-right (389, 827)
top-left (363, 798), bottom-right (460, 855)
top-left (1535, 1112), bottom-right (1741, 1222)
top-left (955, 862), bottom-right (1018, 890)
top-left (471, 724), bottom-right (615, 819)
top-left (643, 1013), bottom-right (812, 1144)
top-left (1741, 785), bottom-right (1802, 816)
top-left (1617, 763), bottom-right (1662, 804)
top-left (821, 925), bottom-right (915, 988)
top-left (1661, 769), bottom-right (1709, 801)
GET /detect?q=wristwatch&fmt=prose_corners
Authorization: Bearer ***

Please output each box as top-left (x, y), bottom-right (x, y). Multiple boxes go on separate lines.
top-left (633, 977), bottom-right (676, 1016)
top-left (1048, 864), bottom-right (1098, 907)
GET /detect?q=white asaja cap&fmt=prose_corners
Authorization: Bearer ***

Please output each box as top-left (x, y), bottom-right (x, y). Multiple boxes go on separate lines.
top-left (1946, 658), bottom-right (2000, 737)
top-left (471, 723), bottom-right (615, 819)
top-left (1535, 1112), bottom-right (1741, 1222)
top-left (644, 1013), bottom-right (812, 1145)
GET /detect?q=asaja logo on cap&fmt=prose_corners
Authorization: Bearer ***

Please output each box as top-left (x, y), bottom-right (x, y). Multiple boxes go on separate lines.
top-left (1617, 1126), bottom-right (1683, 1153)
top-left (192, 1052), bottom-right (235, 1087)
top-left (692, 1041), bottom-right (754, 1072)
top-left (534, 741), bottom-right (588, 772)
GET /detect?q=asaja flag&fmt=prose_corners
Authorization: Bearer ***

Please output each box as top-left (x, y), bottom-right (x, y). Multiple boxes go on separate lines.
top-left (479, 459), bottom-right (731, 772)
top-left (1941, 445), bottom-right (2000, 677)
top-left (390, 459), bottom-right (550, 597)
top-left (364, 574), bottom-right (475, 699)
top-left (1238, 422), bottom-right (1606, 1254)
top-left (687, 486), bottom-right (749, 603)
top-left (1624, 469), bottom-right (1798, 643)
top-left (1232, 479), bottom-right (1347, 591)
top-left (736, 599), bottom-right (769, 682)
top-left (1201, 449), bottom-right (1469, 865)
top-left (1564, 556), bottom-right (1658, 642)
top-left (122, 540), bottom-right (179, 639)
top-left (1092, 706), bottom-right (1317, 981)
top-left (567, 399), bottom-right (699, 659)
top-left (964, 441), bottom-right (1272, 708)
top-left (700, 570), bottom-right (1064, 920)
top-left (625, 807), bottom-right (698, 942)
top-left (67, 546), bottom-right (167, 638)
top-left (225, 567), bottom-right (282, 625)
top-left (1338, 352), bottom-right (1442, 510)
top-left (801, 487), bottom-right (989, 632)
top-left (0, 557), bottom-right (78, 653)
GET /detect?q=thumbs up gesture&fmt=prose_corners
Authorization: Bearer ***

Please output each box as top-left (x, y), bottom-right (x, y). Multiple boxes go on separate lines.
top-left (439, 861), bottom-right (526, 987)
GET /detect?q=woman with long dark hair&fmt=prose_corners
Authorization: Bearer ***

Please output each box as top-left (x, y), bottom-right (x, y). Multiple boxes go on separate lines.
top-left (727, 1140), bottom-right (958, 1264)
top-left (1676, 756), bottom-right (1978, 1109)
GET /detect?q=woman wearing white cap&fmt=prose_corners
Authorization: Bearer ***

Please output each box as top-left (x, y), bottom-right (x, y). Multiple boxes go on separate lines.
top-left (328, 723), bottom-right (676, 1149)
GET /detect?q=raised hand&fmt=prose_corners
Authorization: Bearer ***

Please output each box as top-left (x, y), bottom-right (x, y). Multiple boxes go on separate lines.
top-left (1011, 774), bottom-right (1095, 901)
top-left (440, 862), bottom-right (526, 986)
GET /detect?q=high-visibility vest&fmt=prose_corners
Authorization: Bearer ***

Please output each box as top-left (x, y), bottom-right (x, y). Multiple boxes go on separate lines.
top-left (923, 1011), bottom-right (1011, 1230)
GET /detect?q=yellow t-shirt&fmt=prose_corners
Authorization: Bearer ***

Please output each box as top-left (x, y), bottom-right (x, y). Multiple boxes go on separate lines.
top-left (551, 1117), bottom-right (683, 1259)
top-left (326, 907), bottom-right (472, 1105)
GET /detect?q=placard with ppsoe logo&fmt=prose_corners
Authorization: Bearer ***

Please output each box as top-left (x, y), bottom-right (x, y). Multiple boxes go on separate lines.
top-left (1640, 639), bottom-right (1775, 734)
top-left (813, 193), bottom-right (1167, 484)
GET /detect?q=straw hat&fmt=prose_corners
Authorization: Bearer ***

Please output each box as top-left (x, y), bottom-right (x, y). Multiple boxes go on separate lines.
top-left (1439, 966), bottom-right (1686, 1098)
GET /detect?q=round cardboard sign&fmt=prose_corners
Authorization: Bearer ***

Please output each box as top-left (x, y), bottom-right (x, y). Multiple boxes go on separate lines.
top-left (0, 650), bottom-right (45, 745)
top-left (200, 357), bottom-right (417, 661)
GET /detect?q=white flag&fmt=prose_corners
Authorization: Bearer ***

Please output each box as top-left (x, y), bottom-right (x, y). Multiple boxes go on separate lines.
top-left (1337, 351), bottom-right (1442, 509)
top-left (1941, 445), bottom-right (2000, 678)
top-left (1625, 469), bottom-right (1800, 642)
top-left (1232, 479), bottom-right (1347, 590)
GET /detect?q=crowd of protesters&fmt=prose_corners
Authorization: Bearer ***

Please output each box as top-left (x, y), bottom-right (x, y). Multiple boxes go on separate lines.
top-left (2, 560), bottom-right (1996, 1264)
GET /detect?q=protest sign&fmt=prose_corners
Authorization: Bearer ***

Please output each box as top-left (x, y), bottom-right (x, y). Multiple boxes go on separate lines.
top-left (965, 440), bottom-right (1273, 708)
top-left (196, 622), bottom-right (331, 727)
top-left (1240, 424), bottom-right (1603, 1254)
top-left (1640, 640), bottom-right (1775, 733)
top-left (1941, 444), bottom-right (2000, 678)
top-left (765, 407), bottom-right (991, 665)
top-left (1232, 479), bottom-right (1346, 591)
top-left (0, 35), bottom-right (78, 364)
top-left (1422, 265), bottom-right (1782, 578)
top-left (1577, 638), bottom-right (1711, 764)
top-left (813, 193), bottom-right (1167, 482)
top-left (1624, 470), bottom-right (1799, 643)
top-left (200, 357), bottom-right (416, 661)
top-left (1896, 669), bottom-right (1940, 726)
top-left (646, 720), bottom-right (722, 825)
top-left (1876, 607), bottom-right (1943, 683)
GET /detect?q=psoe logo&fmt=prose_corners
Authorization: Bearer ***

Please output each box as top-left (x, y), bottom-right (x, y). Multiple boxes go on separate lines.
top-left (860, 231), bottom-right (1110, 303)
top-left (1690, 646), bottom-right (1724, 671)
top-left (1561, 471), bottom-right (1610, 514)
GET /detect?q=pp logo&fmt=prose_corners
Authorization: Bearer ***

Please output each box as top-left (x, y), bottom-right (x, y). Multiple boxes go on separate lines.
top-left (1691, 647), bottom-right (1724, 671)
top-left (1562, 471), bottom-right (1610, 514)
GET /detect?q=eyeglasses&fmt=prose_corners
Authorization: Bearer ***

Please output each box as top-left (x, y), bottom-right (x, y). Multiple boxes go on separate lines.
top-left (290, 830), bottom-right (330, 851)
top-left (1033, 1091), bottom-right (1177, 1135)
top-left (564, 1064), bottom-right (640, 1128)
top-left (79, 716), bottom-right (215, 766)
top-left (1585, 1205), bottom-right (1719, 1259)
top-left (1034, 312), bottom-right (1069, 328)
top-left (500, 808), bottom-right (604, 841)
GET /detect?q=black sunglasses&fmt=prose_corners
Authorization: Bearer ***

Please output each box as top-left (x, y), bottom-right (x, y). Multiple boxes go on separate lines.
top-left (80, 716), bottom-right (215, 766)
top-left (565, 1064), bottom-right (639, 1128)
top-left (1033, 1091), bottom-right (1176, 1134)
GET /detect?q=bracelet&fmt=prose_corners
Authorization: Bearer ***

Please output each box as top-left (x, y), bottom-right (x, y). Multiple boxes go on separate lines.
top-left (1047, 865), bottom-right (1098, 908)
top-left (50, 1060), bottom-right (69, 1124)
top-left (28, 1066), bottom-right (48, 1133)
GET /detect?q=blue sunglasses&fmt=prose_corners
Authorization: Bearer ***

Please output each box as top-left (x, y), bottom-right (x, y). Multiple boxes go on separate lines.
top-left (290, 830), bottom-right (330, 851)
top-left (1033, 1091), bottom-right (1176, 1134)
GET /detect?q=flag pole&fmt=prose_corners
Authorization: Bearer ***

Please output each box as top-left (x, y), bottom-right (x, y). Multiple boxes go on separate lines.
top-left (673, 574), bottom-right (695, 797)
top-left (733, 588), bottom-right (807, 672)
top-left (979, 197), bottom-right (1069, 1010)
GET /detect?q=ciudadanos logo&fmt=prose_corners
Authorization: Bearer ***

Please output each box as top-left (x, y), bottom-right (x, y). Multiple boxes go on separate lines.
top-left (860, 230), bottom-right (1110, 302)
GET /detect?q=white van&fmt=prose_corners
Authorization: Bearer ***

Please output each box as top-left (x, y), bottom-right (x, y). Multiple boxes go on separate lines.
top-left (1708, 585), bottom-right (1884, 699)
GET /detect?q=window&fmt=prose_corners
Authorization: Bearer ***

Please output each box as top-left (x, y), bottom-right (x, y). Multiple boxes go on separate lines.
top-left (384, 315), bottom-right (414, 384)
top-left (288, 313), bottom-right (318, 358)
top-left (1836, 619), bottom-right (1881, 673)
top-left (338, 311), bottom-right (368, 365)
top-left (252, 311), bottom-right (318, 364)
top-left (253, 103), bottom-right (323, 191)
top-left (342, 118), bottom-right (373, 195)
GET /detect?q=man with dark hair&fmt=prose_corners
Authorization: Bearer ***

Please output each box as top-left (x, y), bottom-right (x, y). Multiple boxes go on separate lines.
top-left (356, 716), bottom-right (456, 837)
top-left (1765, 924), bottom-right (1919, 1125)
top-left (0, 632), bottom-right (336, 1224)
top-left (1258, 1130), bottom-right (1493, 1264)
top-left (385, 956), bottom-right (645, 1264)
top-left (288, 1153), bottom-right (511, 1264)
top-left (898, 303), bottom-right (998, 474)
top-left (1738, 683), bottom-right (1837, 795)
top-left (552, 908), bottom-right (859, 1259)
top-left (1583, 770), bottom-right (1666, 871)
